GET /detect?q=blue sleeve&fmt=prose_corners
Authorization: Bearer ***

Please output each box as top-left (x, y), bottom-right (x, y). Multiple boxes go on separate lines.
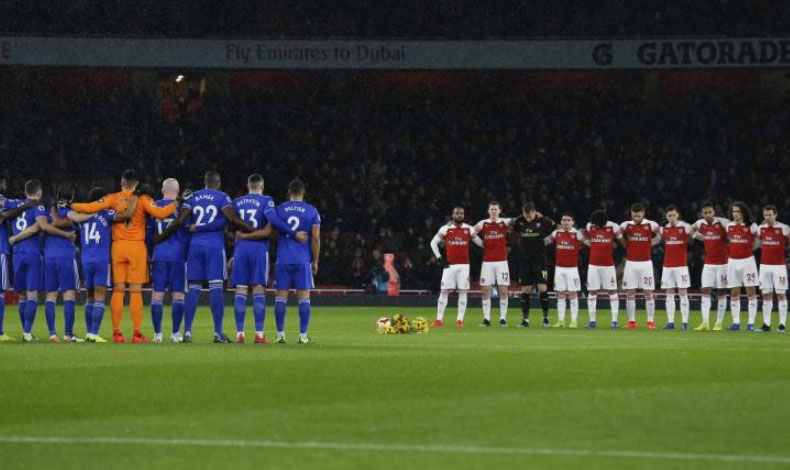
top-left (34, 205), bottom-right (48, 219)
top-left (264, 207), bottom-right (296, 237)
top-left (312, 209), bottom-right (321, 226)
top-left (2, 198), bottom-right (21, 209)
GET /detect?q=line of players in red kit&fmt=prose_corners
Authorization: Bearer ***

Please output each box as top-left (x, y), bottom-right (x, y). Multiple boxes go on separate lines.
top-left (429, 200), bottom-right (788, 333)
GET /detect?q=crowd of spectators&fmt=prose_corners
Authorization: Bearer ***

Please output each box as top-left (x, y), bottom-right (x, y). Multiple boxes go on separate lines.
top-left (2, 1), bottom-right (788, 39)
top-left (2, 72), bottom-right (790, 291)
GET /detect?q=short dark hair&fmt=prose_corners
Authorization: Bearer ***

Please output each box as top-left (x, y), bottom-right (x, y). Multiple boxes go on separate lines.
top-left (488, 201), bottom-right (501, 209)
top-left (452, 205), bottom-right (465, 211)
top-left (764, 204), bottom-right (778, 214)
top-left (205, 171), bottom-right (221, 189)
top-left (87, 187), bottom-right (108, 202)
top-left (288, 179), bottom-right (306, 195)
top-left (561, 211), bottom-right (574, 220)
top-left (522, 202), bottom-right (535, 212)
top-left (665, 204), bottom-right (679, 214)
top-left (24, 179), bottom-right (42, 196)
top-left (121, 169), bottom-right (138, 183)
top-left (701, 200), bottom-right (715, 209)
top-left (248, 173), bottom-right (264, 187)
top-left (590, 210), bottom-right (607, 228)
top-left (630, 203), bottom-right (645, 213)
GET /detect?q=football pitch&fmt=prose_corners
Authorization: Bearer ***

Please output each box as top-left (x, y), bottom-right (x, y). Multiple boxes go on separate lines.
top-left (1, 305), bottom-right (789, 470)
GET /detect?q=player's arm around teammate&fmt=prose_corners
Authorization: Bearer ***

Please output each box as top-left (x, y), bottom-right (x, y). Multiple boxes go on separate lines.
top-left (8, 222), bottom-right (40, 246)
top-left (0, 199), bottom-right (38, 225)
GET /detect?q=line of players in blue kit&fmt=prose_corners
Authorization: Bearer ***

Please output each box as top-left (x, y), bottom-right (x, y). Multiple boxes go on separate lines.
top-left (0, 171), bottom-right (321, 344)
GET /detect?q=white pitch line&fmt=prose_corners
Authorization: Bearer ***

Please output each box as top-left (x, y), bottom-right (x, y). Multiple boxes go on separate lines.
top-left (1, 436), bottom-right (789, 465)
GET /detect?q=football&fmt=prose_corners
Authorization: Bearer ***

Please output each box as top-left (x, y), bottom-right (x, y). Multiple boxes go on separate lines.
top-left (375, 317), bottom-right (392, 333)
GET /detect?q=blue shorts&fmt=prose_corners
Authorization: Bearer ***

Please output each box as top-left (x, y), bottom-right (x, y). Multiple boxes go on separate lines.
top-left (152, 260), bottom-right (187, 293)
top-left (13, 252), bottom-right (43, 292)
top-left (82, 262), bottom-right (111, 290)
top-left (232, 245), bottom-right (269, 287)
top-left (187, 244), bottom-right (226, 281)
top-left (44, 257), bottom-right (80, 292)
top-left (274, 263), bottom-right (313, 291)
top-left (1, 254), bottom-right (9, 291)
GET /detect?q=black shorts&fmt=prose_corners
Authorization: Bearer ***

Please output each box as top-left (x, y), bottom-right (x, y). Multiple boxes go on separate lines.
top-left (519, 258), bottom-right (549, 286)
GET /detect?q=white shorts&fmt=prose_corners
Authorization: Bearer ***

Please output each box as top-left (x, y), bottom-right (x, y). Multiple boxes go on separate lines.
top-left (701, 264), bottom-right (727, 289)
top-left (622, 260), bottom-right (655, 290)
top-left (0, 254), bottom-right (8, 291)
top-left (480, 261), bottom-right (510, 287)
top-left (727, 257), bottom-right (759, 288)
top-left (760, 264), bottom-right (788, 292)
top-left (440, 264), bottom-right (470, 290)
top-left (661, 266), bottom-right (691, 289)
top-left (587, 264), bottom-right (617, 291)
top-left (554, 267), bottom-right (581, 292)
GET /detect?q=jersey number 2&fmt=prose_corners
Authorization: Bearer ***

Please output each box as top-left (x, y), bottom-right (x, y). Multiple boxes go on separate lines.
top-left (287, 216), bottom-right (300, 231)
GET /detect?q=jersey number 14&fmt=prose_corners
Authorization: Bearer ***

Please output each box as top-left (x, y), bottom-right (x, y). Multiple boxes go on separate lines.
top-left (83, 223), bottom-right (101, 245)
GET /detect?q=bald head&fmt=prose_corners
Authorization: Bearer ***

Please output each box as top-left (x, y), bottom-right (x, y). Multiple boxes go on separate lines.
top-left (162, 178), bottom-right (180, 199)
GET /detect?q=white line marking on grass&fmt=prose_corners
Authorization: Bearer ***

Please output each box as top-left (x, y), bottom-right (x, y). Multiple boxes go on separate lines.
top-left (1, 436), bottom-right (789, 464)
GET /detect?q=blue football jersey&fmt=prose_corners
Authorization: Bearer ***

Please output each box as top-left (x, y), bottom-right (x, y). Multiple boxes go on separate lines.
top-left (79, 209), bottom-right (116, 264)
top-left (150, 198), bottom-right (189, 262)
top-left (0, 198), bottom-right (23, 255)
top-left (233, 193), bottom-right (275, 250)
top-left (44, 208), bottom-right (76, 259)
top-left (11, 199), bottom-right (46, 255)
top-left (275, 200), bottom-right (321, 265)
top-left (182, 188), bottom-right (232, 248)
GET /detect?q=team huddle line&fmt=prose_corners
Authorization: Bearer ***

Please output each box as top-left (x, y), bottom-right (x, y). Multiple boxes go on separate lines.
top-left (430, 201), bottom-right (787, 333)
top-left (0, 170), bottom-right (321, 344)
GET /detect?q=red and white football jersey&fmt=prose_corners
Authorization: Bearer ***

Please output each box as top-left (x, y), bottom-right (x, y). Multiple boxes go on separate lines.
top-left (661, 222), bottom-right (693, 267)
top-left (692, 217), bottom-right (729, 265)
top-left (585, 221), bottom-right (621, 267)
top-left (474, 218), bottom-right (513, 262)
top-left (726, 222), bottom-right (758, 260)
top-left (434, 223), bottom-right (475, 265)
top-left (620, 219), bottom-right (660, 262)
top-left (759, 222), bottom-right (790, 265)
top-left (547, 228), bottom-right (584, 267)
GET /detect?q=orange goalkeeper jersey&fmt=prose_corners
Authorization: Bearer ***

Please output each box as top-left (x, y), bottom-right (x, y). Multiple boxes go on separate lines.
top-left (71, 190), bottom-right (176, 242)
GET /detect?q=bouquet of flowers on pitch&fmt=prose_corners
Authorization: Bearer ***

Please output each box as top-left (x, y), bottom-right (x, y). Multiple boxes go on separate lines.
top-left (375, 313), bottom-right (429, 334)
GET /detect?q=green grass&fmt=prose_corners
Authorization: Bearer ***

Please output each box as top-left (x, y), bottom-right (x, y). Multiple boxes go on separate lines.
top-left (1, 305), bottom-right (790, 470)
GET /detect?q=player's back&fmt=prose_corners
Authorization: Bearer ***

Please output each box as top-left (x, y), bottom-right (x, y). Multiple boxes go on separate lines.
top-left (11, 199), bottom-right (45, 255)
top-left (43, 208), bottom-right (76, 259)
top-left (275, 200), bottom-right (320, 265)
top-left (150, 198), bottom-right (189, 262)
top-left (102, 190), bottom-right (137, 241)
top-left (79, 210), bottom-right (115, 264)
top-left (233, 193), bottom-right (274, 249)
top-left (184, 188), bottom-right (232, 247)
top-left (0, 198), bottom-right (23, 255)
